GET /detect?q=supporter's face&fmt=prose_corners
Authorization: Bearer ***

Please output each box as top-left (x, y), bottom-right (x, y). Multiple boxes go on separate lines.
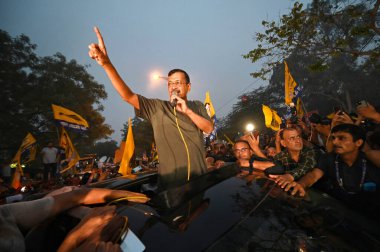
top-left (233, 142), bottom-right (252, 161)
top-left (167, 72), bottom-right (190, 99)
top-left (314, 123), bottom-right (330, 133)
top-left (266, 147), bottom-right (277, 157)
top-left (331, 131), bottom-right (363, 155)
top-left (213, 144), bottom-right (227, 155)
top-left (281, 129), bottom-right (303, 151)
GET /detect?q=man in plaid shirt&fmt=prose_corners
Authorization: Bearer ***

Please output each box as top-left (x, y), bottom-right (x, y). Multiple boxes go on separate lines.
top-left (271, 127), bottom-right (318, 188)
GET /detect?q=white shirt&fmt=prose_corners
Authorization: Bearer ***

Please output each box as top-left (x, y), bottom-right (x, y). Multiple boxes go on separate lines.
top-left (40, 147), bottom-right (58, 164)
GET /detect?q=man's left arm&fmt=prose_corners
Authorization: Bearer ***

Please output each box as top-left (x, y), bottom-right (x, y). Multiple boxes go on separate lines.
top-left (175, 98), bottom-right (213, 134)
top-left (185, 109), bottom-right (214, 134)
top-left (289, 148), bottom-right (317, 180)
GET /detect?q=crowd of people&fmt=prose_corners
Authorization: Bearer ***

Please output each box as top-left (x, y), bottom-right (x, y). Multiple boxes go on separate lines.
top-left (1, 26), bottom-right (379, 251)
top-left (205, 101), bottom-right (380, 220)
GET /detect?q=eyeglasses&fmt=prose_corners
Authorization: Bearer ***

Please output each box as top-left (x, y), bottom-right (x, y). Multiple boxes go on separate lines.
top-left (168, 80), bottom-right (187, 87)
top-left (286, 135), bottom-right (301, 142)
top-left (233, 147), bottom-right (249, 154)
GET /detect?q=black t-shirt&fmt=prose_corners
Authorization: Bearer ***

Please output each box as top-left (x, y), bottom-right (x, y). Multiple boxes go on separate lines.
top-left (135, 95), bottom-right (211, 189)
top-left (317, 152), bottom-right (380, 221)
top-left (318, 152), bottom-right (380, 193)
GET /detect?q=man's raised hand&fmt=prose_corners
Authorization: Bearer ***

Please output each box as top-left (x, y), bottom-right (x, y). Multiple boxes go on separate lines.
top-left (88, 27), bottom-right (110, 66)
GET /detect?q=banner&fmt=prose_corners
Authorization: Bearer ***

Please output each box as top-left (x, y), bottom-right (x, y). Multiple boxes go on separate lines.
top-left (204, 91), bottom-right (216, 119)
top-left (119, 118), bottom-right (135, 176)
top-left (204, 91), bottom-right (218, 141)
top-left (223, 134), bottom-right (234, 145)
top-left (52, 104), bottom-right (89, 131)
top-left (296, 98), bottom-right (305, 118)
top-left (262, 105), bottom-right (282, 131)
top-left (11, 133), bottom-right (37, 188)
top-left (284, 61), bottom-right (298, 105)
top-left (59, 127), bottom-right (80, 173)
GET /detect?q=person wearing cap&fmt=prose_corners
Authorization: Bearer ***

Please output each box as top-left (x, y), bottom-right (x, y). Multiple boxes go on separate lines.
top-left (88, 27), bottom-right (213, 189)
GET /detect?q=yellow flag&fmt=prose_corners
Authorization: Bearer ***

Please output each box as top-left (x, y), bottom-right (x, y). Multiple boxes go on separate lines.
top-left (296, 98), bottom-right (305, 118)
top-left (12, 133), bottom-right (37, 176)
top-left (119, 118), bottom-right (135, 176)
top-left (223, 134), bottom-right (234, 145)
top-left (262, 105), bottom-right (282, 131)
top-left (204, 91), bottom-right (216, 118)
top-left (113, 141), bottom-right (124, 164)
top-left (59, 127), bottom-right (80, 173)
top-left (52, 104), bottom-right (89, 131)
top-left (284, 61), bottom-right (298, 105)
top-left (11, 168), bottom-right (21, 190)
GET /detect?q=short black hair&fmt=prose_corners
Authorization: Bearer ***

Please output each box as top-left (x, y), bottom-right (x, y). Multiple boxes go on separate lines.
top-left (168, 69), bottom-right (190, 84)
top-left (279, 127), bottom-right (298, 139)
top-left (233, 140), bottom-right (250, 149)
top-left (331, 123), bottom-right (366, 142)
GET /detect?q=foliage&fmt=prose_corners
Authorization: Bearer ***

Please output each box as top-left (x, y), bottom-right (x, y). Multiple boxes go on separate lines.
top-left (0, 30), bottom-right (113, 160)
top-left (93, 140), bottom-right (118, 158)
top-left (121, 116), bottom-right (154, 157)
top-left (243, 0), bottom-right (380, 80)
top-left (221, 0), bottom-right (380, 137)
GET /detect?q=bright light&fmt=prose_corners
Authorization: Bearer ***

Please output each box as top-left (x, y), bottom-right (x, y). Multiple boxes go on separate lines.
top-left (245, 123), bottom-right (255, 132)
top-left (151, 72), bottom-right (167, 81)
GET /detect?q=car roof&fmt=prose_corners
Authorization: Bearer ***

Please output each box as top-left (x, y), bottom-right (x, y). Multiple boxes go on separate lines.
top-left (95, 164), bottom-right (380, 251)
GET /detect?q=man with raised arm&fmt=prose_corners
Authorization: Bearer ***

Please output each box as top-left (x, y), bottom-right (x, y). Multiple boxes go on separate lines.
top-left (88, 27), bottom-right (213, 189)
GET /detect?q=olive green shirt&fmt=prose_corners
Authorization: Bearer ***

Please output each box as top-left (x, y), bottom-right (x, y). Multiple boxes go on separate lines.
top-left (135, 95), bottom-right (211, 188)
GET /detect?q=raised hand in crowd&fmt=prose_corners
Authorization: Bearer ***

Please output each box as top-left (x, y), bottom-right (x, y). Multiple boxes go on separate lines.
top-left (275, 129), bottom-right (283, 153)
top-left (240, 133), bottom-right (267, 158)
top-left (356, 103), bottom-right (380, 123)
top-left (330, 110), bottom-right (353, 128)
top-left (88, 27), bottom-right (110, 66)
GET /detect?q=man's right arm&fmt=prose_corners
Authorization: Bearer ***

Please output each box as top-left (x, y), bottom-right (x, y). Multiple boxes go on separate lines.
top-left (102, 63), bottom-right (139, 109)
top-left (284, 168), bottom-right (324, 196)
top-left (88, 27), bottom-right (139, 109)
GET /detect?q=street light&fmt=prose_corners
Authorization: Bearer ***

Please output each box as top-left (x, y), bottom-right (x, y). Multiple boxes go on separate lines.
top-left (152, 74), bottom-right (168, 81)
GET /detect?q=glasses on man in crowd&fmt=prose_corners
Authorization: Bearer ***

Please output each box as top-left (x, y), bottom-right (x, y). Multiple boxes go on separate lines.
top-left (233, 147), bottom-right (249, 154)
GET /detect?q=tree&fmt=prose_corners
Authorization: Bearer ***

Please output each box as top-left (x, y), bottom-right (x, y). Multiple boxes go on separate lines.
top-left (244, 0), bottom-right (380, 80)
top-left (93, 140), bottom-right (118, 158)
top-left (121, 116), bottom-right (154, 157)
top-left (0, 30), bottom-right (113, 160)
top-left (221, 1), bottom-right (380, 136)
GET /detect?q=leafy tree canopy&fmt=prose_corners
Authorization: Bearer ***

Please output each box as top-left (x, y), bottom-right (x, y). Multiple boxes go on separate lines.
top-left (93, 140), bottom-right (118, 158)
top-left (0, 30), bottom-right (113, 160)
top-left (121, 116), bottom-right (154, 157)
top-left (221, 0), bottom-right (380, 138)
top-left (244, 0), bottom-right (380, 80)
